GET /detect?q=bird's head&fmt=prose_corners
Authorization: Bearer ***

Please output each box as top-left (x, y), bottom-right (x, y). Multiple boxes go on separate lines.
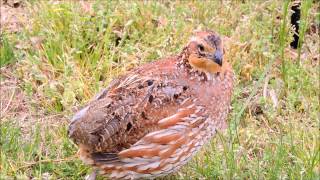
top-left (185, 30), bottom-right (228, 74)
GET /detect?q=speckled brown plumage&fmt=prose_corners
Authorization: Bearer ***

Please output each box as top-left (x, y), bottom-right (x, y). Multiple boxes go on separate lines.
top-left (68, 30), bottom-right (234, 179)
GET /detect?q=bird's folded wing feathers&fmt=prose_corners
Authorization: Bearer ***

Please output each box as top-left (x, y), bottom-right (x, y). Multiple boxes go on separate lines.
top-left (90, 103), bottom-right (209, 178)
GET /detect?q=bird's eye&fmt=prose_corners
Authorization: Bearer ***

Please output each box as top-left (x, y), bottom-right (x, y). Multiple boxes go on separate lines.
top-left (198, 44), bottom-right (205, 52)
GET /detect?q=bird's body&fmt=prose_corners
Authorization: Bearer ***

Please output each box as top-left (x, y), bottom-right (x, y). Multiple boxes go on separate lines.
top-left (68, 31), bottom-right (234, 179)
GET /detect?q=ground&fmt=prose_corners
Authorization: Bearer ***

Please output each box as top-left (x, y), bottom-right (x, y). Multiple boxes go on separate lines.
top-left (0, 0), bottom-right (319, 179)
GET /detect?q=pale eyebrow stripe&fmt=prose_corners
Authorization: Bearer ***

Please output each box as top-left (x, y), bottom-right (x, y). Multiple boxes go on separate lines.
top-left (188, 36), bottom-right (206, 45)
top-left (188, 36), bottom-right (216, 52)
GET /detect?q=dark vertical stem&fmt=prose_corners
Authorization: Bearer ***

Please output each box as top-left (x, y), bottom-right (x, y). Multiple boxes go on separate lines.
top-left (290, 2), bottom-right (301, 49)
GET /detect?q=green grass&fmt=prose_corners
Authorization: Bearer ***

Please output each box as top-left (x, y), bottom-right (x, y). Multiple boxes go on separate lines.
top-left (0, 34), bottom-right (15, 67)
top-left (1, 0), bottom-right (319, 179)
top-left (279, 0), bottom-right (290, 89)
top-left (0, 121), bottom-right (88, 179)
top-left (298, 0), bottom-right (314, 62)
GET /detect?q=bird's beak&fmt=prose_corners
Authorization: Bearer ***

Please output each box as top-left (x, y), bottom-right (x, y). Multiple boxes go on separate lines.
top-left (207, 50), bottom-right (223, 66)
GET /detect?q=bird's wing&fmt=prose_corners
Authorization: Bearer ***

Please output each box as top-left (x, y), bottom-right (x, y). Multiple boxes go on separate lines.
top-left (73, 58), bottom-right (196, 151)
top-left (78, 74), bottom-right (160, 149)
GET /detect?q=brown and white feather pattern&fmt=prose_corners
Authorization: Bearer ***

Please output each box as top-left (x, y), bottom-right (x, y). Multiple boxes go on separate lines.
top-left (68, 30), bottom-right (234, 179)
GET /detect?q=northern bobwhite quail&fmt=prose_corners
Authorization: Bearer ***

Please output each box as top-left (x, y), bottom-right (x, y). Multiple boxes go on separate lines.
top-left (68, 30), bottom-right (234, 179)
